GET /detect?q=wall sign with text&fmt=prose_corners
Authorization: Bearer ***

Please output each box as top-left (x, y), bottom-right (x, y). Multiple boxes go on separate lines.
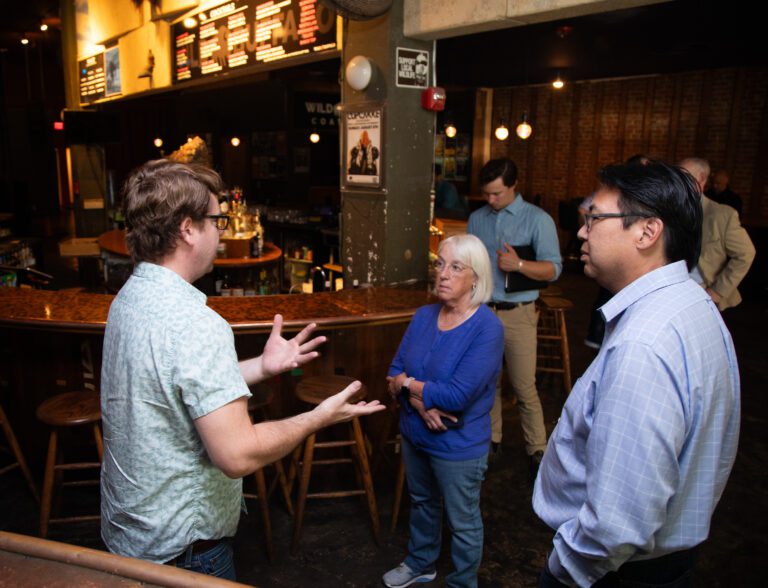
top-left (173, 0), bottom-right (337, 84)
top-left (396, 47), bottom-right (429, 89)
top-left (78, 53), bottom-right (106, 104)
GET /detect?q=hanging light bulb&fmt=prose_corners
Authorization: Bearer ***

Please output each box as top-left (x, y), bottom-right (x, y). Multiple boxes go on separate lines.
top-left (494, 120), bottom-right (509, 141)
top-left (230, 136), bottom-right (241, 147)
top-left (40, 24), bottom-right (49, 32)
top-left (309, 132), bottom-right (320, 144)
top-left (444, 122), bottom-right (457, 138)
top-left (153, 137), bottom-right (163, 148)
top-left (21, 38), bottom-right (29, 45)
top-left (516, 114), bottom-right (533, 140)
top-left (183, 17), bottom-right (197, 29)
top-left (552, 74), bottom-right (565, 90)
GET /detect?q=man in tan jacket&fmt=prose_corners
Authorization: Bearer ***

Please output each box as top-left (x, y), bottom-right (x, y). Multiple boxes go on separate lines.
top-left (680, 158), bottom-right (755, 310)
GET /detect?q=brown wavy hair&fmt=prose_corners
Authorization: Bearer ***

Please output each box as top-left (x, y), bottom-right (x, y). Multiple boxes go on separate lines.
top-left (122, 159), bottom-right (223, 263)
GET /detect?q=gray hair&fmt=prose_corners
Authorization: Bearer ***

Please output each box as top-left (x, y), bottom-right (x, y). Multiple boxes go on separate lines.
top-left (679, 157), bottom-right (710, 185)
top-left (436, 234), bottom-right (494, 306)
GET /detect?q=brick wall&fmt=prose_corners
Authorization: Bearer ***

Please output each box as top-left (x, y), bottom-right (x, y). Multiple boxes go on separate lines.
top-left (490, 66), bottom-right (768, 225)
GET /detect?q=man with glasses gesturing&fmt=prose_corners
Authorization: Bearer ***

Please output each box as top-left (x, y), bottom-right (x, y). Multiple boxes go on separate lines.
top-left (534, 161), bottom-right (740, 587)
top-left (100, 159), bottom-right (384, 579)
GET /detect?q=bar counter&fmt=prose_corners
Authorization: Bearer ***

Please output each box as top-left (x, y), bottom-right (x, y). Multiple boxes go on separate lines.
top-left (0, 285), bottom-right (433, 467)
top-left (0, 286), bottom-right (433, 334)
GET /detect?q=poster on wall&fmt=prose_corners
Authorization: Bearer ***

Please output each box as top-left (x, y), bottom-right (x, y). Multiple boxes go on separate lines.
top-left (105, 46), bottom-right (121, 97)
top-left (342, 104), bottom-right (384, 189)
top-left (395, 47), bottom-right (429, 89)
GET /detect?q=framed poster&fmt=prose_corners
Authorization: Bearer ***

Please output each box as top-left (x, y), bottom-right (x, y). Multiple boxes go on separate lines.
top-left (105, 46), bottom-right (121, 97)
top-left (342, 104), bottom-right (384, 189)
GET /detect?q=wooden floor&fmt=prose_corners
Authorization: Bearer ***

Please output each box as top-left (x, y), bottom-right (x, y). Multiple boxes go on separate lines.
top-left (1, 264), bottom-right (765, 587)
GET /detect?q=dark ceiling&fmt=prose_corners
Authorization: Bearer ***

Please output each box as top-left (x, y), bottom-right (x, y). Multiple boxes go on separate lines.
top-left (436, 0), bottom-right (765, 88)
top-left (0, 1), bottom-right (763, 87)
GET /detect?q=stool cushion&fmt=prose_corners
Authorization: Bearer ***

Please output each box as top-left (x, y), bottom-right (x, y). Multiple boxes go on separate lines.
top-left (296, 375), bottom-right (367, 405)
top-left (36, 392), bottom-right (101, 427)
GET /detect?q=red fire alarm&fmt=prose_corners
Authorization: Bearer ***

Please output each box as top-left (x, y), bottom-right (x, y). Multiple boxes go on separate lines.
top-left (422, 86), bottom-right (446, 111)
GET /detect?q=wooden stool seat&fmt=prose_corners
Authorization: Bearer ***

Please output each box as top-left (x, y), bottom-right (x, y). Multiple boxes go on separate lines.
top-left (537, 296), bottom-right (574, 394)
top-left (287, 375), bottom-right (379, 553)
top-left (0, 404), bottom-right (39, 502)
top-left (36, 391), bottom-right (103, 538)
top-left (243, 386), bottom-right (292, 562)
top-left (36, 392), bottom-right (101, 428)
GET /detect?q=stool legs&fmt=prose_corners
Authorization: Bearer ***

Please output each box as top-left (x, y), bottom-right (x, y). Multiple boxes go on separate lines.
top-left (253, 468), bottom-right (274, 562)
top-left (350, 417), bottom-right (380, 544)
top-left (291, 432), bottom-right (316, 554)
top-left (39, 426), bottom-right (102, 538)
top-left (39, 430), bottom-right (58, 538)
top-left (390, 452), bottom-right (406, 533)
top-left (0, 405), bottom-right (39, 503)
top-left (557, 310), bottom-right (573, 393)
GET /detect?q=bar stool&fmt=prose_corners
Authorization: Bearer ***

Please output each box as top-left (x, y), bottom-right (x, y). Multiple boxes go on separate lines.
top-left (372, 404), bottom-right (406, 534)
top-left (536, 296), bottom-right (574, 394)
top-left (35, 391), bottom-right (103, 538)
top-left (0, 404), bottom-right (39, 502)
top-left (287, 375), bottom-right (380, 554)
top-left (242, 386), bottom-right (293, 562)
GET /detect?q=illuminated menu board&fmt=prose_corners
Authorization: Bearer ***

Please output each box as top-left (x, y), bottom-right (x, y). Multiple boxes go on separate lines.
top-left (79, 53), bottom-right (106, 104)
top-left (173, 0), bottom-right (337, 84)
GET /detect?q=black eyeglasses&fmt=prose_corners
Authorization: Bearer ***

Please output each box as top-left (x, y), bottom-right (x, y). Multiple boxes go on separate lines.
top-left (583, 212), bottom-right (653, 231)
top-left (205, 214), bottom-right (230, 231)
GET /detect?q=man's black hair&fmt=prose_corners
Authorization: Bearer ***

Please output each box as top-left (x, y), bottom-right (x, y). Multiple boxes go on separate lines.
top-left (479, 158), bottom-right (518, 188)
top-left (598, 160), bottom-right (702, 271)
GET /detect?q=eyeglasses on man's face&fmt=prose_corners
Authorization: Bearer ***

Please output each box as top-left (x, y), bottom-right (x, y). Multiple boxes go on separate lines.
top-left (583, 212), bottom-right (654, 232)
top-left (433, 259), bottom-right (470, 276)
top-left (205, 214), bottom-right (230, 231)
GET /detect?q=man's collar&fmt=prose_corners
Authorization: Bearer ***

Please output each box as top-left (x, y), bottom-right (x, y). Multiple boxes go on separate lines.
top-left (134, 262), bottom-right (207, 304)
top-left (600, 261), bottom-right (690, 323)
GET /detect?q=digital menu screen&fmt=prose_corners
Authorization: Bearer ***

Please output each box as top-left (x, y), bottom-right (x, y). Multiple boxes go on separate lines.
top-left (79, 53), bottom-right (106, 104)
top-left (173, 0), bottom-right (337, 84)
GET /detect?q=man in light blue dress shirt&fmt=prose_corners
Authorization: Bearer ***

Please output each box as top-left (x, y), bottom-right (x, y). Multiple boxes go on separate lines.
top-left (533, 161), bottom-right (740, 587)
top-left (101, 160), bottom-right (384, 579)
top-left (468, 158), bottom-right (561, 471)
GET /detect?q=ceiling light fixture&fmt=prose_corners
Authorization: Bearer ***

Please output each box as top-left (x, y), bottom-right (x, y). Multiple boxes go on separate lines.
top-left (309, 132), bottom-right (320, 144)
top-left (230, 137), bottom-right (241, 147)
top-left (494, 120), bottom-right (509, 141)
top-left (183, 17), bottom-right (197, 29)
top-left (40, 24), bottom-right (49, 32)
top-left (552, 74), bottom-right (565, 90)
top-left (444, 122), bottom-right (457, 138)
top-left (153, 138), bottom-right (163, 148)
top-left (516, 114), bottom-right (532, 140)
top-left (21, 38), bottom-right (29, 46)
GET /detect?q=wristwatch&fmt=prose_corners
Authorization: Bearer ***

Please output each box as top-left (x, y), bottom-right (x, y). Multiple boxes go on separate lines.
top-left (400, 376), bottom-right (414, 396)
top-left (517, 259), bottom-right (524, 272)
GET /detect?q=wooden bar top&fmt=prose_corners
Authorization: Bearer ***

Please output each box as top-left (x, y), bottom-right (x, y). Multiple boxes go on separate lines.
top-left (0, 285), bottom-right (434, 335)
top-left (98, 229), bottom-right (282, 267)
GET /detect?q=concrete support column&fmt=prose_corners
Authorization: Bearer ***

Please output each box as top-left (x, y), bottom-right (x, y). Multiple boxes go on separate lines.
top-left (341, 2), bottom-right (434, 285)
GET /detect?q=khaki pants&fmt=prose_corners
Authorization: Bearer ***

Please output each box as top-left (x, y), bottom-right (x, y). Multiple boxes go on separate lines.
top-left (491, 303), bottom-right (547, 455)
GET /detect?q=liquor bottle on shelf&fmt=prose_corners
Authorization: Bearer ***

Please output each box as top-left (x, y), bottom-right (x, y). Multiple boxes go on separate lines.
top-left (244, 271), bottom-right (256, 296)
top-left (220, 273), bottom-right (231, 297)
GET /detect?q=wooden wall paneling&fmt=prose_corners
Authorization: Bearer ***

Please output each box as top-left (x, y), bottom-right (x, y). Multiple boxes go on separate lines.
top-left (525, 88), bottom-right (538, 199)
top-left (696, 71), bottom-right (714, 161)
top-left (616, 81), bottom-right (628, 162)
top-left (748, 80), bottom-right (768, 219)
top-left (544, 87), bottom-right (557, 207)
top-left (725, 68), bottom-right (747, 176)
top-left (593, 83), bottom-right (605, 174)
top-left (566, 84), bottom-right (580, 198)
top-left (642, 77), bottom-right (655, 158)
top-left (667, 75), bottom-right (682, 161)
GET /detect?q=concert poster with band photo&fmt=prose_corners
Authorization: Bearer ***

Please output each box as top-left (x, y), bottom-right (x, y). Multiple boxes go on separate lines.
top-left (342, 104), bottom-right (384, 189)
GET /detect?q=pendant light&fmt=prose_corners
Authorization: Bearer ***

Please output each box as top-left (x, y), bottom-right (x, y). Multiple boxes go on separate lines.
top-left (516, 114), bottom-right (532, 140)
top-left (494, 119), bottom-right (509, 141)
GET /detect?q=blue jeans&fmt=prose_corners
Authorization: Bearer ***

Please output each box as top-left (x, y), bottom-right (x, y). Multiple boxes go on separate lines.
top-left (173, 539), bottom-right (236, 580)
top-left (402, 437), bottom-right (488, 588)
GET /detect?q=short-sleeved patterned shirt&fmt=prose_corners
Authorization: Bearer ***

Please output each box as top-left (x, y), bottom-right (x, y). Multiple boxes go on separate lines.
top-left (100, 262), bottom-right (251, 563)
